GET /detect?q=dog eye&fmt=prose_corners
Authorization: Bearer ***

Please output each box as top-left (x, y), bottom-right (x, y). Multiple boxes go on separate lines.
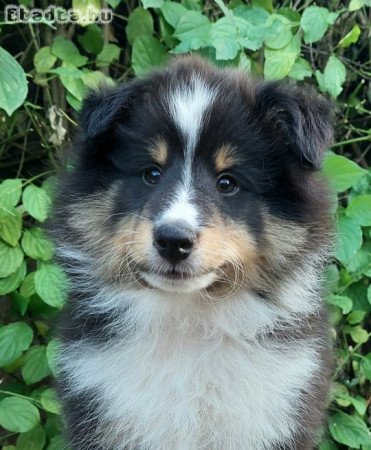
top-left (143, 167), bottom-right (162, 185)
top-left (216, 174), bottom-right (238, 195)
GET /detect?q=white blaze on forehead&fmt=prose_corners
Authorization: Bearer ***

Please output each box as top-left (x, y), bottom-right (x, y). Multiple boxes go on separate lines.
top-left (169, 76), bottom-right (217, 160)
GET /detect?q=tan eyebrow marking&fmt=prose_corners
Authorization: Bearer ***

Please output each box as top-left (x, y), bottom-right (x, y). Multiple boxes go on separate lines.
top-left (148, 139), bottom-right (168, 166)
top-left (214, 144), bottom-right (240, 172)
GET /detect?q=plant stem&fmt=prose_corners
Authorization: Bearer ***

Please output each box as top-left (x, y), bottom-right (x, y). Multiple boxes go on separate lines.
top-left (332, 135), bottom-right (371, 148)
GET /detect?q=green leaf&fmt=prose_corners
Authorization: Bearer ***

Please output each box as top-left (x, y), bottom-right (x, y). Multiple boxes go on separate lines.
top-left (301, 6), bottom-right (339, 44)
top-left (42, 175), bottom-right (57, 196)
top-left (264, 15), bottom-right (293, 50)
top-left (0, 322), bottom-right (33, 367)
top-left (346, 325), bottom-right (369, 344)
top-left (233, 5), bottom-right (269, 28)
top-left (349, 0), bottom-right (368, 11)
top-left (50, 66), bottom-right (84, 77)
top-left (72, 0), bottom-right (101, 26)
top-left (0, 261), bottom-right (27, 295)
top-left (16, 425), bottom-right (46, 450)
top-left (348, 249), bottom-right (371, 278)
top-left (238, 52), bottom-right (252, 73)
top-left (0, 47), bottom-right (28, 116)
top-left (78, 24), bottom-right (104, 55)
top-left (323, 264), bottom-right (339, 293)
top-left (326, 294), bottom-right (353, 314)
top-left (361, 353), bottom-right (371, 380)
top-left (0, 208), bottom-right (22, 247)
top-left (160, 15), bottom-right (179, 48)
top-left (96, 44), bottom-right (121, 67)
top-left (319, 440), bottom-right (338, 450)
top-left (338, 25), bottom-right (361, 48)
top-left (0, 397), bottom-right (40, 433)
top-left (0, 179), bottom-right (22, 210)
top-left (22, 228), bottom-right (54, 261)
top-left (46, 435), bottom-right (67, 450)
top-left (347, 310), bottom-right (366, 324)
top-left (181, 0), bottom-right (201, 10)
top-left (322, 153), bottom-right (366, 192)
top-left (142, 0), bottom-right (164, 8)
top-left (53, 64), bottom-right (86, 102)
top-left (81, 71), bottom-right (115, 90)
top-left (288, 57), bottom-right (312, 81)
top-left (22, 184), bottom-right (52, 223)
top-left (344, 281), bottom-right (370, 313)
top-left (20, 272), bottom-right (37, 299)
top-left (0, 240), bottom-right (23, 278)
top-left (264, 34), bottom-right (300, 80)
top-left (210, 15), bottom-right (263, 61)
top-left (66, 92), bottom-right (82, 111)
top-left (210, 17), bottom-right (241, 60)
top-left (316, 55), bottom-right (346, 98)
top-left (46, 339), bottom-right (60, 377)
top-left (40, 388), bottom-right (61, 414)
top-left (12, 292), bottom-right (29, 316)
top-left (132, 36), bottom-right (169, 75)
top-left (276, 7), bottom-right (300, 22)
top-left (34, 263), bottom-right (68, 309)
top-left (44, 415), bottom-right (63, 441)
top-left (173, 11), bottom-right (211, 53)
top-left (126, 7), bottom-right (154, 44)
top-left (252, 0), bottom-right (273, 11)
top-left (161, 1), bottom-right (188, 28)
top-left (231, 7), bottom-right (268, 51)
top-left (22, 345), bottom-right (51, 385)
top-left (34, 47), bottom-right (57, 74)
top-left (51, 36), bottom-right (88, 67)
top-left (329, 411), bottom-right (371, 448)
top-left (346, 195), bottom-right (371, 226)
top-left (335, 393), bottom-right (367, 415)
top-left (335, 216), bottom-right (362, 265)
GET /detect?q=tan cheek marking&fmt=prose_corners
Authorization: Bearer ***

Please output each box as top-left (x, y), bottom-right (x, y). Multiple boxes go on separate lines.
top-left (66, 185), bottom-right (153, 281)
top-left (148, 139), bottom-right (168, 166)
top-left (106, 216), bottom-right (136, 253)
top-left (129, 220), bottom-right (153, 265)
top-left (214, 144), bottom-right (241, 173)
top-left (97, 217), bottom-right (154, 281)
top-left (197, 216), bottom-right (263, 294)
top-left (198, 216), bottom-right (258, 270)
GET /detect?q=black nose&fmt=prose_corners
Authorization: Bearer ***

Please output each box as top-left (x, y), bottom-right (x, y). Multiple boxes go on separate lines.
top-left (154, 223), bottom-right (196, 265)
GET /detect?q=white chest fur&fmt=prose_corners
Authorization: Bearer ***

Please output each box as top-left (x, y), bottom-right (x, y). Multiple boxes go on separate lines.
top-left (61, 283), bottom-right (322, 450)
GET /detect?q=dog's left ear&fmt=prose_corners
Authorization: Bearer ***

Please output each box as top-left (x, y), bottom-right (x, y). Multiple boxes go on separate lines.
top-left (254, 82), bottom-right (334, 170)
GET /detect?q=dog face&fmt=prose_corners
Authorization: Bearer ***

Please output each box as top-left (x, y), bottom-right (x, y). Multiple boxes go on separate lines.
top-left (55, 56), bottom-right (333, 295)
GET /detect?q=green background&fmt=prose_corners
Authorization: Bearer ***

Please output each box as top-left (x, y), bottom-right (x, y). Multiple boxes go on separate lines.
top-left (0, 0), bottom-right (370, 448)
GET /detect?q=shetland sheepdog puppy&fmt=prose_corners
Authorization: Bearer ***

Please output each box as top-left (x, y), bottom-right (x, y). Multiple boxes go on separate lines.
top-left (50, 55), bottom-right (334, 450)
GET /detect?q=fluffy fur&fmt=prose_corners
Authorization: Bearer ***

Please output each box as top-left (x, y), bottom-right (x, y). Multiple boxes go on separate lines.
top-left (50, 55), bottom-right (334, 450)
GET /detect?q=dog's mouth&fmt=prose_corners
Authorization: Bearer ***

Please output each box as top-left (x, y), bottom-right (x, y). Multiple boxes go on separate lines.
top-left (138, 266), bottom-right (218, 293)
top-left (140, 267), bottom-right (201, 281)
top-left (151, 268), bottom-right (196, 280)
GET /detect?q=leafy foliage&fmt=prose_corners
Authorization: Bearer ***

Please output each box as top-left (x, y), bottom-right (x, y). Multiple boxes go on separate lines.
top-left (0, 0), bottom-right (370, 448)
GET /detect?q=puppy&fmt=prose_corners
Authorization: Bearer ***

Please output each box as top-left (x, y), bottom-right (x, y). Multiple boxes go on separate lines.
top-left (51, 55), bottom-right (333, 450)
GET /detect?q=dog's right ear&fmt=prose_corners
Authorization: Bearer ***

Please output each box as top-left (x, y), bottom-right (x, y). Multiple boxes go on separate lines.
top-left (79, 81), bottom-right (142, 139)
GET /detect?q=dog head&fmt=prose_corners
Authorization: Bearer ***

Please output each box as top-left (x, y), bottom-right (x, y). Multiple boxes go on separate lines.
top-left (54, 55), bottom-right (333, 296)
